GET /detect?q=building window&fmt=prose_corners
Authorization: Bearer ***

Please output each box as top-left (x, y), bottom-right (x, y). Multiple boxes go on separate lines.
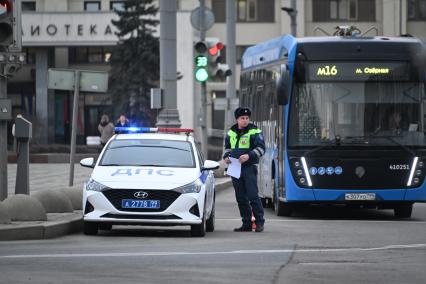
top-left (69, 47), bottom-right (112, 64)
top-left (212, 0), bottom-right (274, 23)
top-left (110, 1), bottom-right (125, 11)
top-left (22, 1), bottom-right (36, 11)
top-left (408, 0), bottom-right (426, 20)
top-left (313, 0), bottom-right (375, 22)
top-left (84, 1), bottom-right (101, 12)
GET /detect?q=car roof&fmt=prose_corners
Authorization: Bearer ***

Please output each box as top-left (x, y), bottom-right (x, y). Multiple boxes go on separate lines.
top-left (113, 133), bottom-right (195, 143)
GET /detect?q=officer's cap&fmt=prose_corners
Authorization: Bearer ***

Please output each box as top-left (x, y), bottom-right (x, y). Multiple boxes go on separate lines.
top-left (234, 107), bottom-right (251, 119)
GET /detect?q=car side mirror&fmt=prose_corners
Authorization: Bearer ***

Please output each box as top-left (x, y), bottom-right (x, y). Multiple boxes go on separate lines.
top-left (80, 157), bottom-right (95, 168)
top-left (277, 69), bottom-right (291, 105)
top-left (202, 160), bottom-right (220, 171)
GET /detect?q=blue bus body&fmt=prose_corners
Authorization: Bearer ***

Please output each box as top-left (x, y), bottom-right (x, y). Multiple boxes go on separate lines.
top-left (240, 34), bottom-right (426, 217)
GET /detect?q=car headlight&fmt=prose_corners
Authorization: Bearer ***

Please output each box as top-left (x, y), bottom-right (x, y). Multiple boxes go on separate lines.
top-left (86, 178), bottom-right (110, 192)
top-left (173, 180), bottom-right (202, 194)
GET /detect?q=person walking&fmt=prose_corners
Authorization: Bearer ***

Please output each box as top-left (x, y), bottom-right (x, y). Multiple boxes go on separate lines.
top-left (98, 114), bottom-right (115, 148)
top-left (223, 107), bottom-right (266, 232)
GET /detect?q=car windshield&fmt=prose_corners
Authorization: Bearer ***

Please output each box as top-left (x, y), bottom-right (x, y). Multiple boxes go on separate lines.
top-left (288, 81), bottom-right (426, 147)
top-left (100, 139), bottom-right (196, 167)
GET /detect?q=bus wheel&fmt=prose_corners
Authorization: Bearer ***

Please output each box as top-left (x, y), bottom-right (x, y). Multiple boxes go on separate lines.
top-left (273, 190), bottom-right (292, 217)
top-left (394, 204), bottom-right (413, 218)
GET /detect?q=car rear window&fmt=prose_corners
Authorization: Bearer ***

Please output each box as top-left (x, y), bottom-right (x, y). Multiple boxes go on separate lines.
top-left (100, 139), bottom-right (196, 168)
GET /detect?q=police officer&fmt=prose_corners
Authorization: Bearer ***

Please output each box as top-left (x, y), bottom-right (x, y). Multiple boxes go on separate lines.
top-left (223, 107), bottom-right (266, 232)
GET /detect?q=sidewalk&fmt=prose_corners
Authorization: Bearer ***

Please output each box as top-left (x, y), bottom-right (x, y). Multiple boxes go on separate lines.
top-left (0, 163), bottom-right (232, 241)
top-left (6, 163), bottom-right (93, 195)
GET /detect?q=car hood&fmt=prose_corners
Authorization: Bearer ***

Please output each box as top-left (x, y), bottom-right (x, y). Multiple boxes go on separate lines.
top-left (90, 166), bottom-right (200, 189)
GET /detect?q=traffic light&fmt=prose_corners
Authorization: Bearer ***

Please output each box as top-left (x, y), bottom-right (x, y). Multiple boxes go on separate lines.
top-left (0, 0), bottom-right (13, 48)
top-left (206, 39), bottom-right (232, 81)
top-left (194, 41), bottom-right (209, 82)
top-left (0, 52), bottom-right (25, 76)
top-left (194, 39), bottom-right (232, 83)
top-left (0, 0), bottom-right (21, 51)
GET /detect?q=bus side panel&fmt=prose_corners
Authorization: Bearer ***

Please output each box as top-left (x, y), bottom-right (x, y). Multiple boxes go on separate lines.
top-left (404, 185), bottom-right (426, 201)
top-left (258, 147), bottom-right (275, 199)
top-left (284, 154), bottom-right (316, 201)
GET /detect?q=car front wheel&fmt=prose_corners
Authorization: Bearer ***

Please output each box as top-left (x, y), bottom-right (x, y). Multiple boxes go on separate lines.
top-left (191, 206), bottom-right (206, 237)
top-left (206, 199), bottom-right (215, 232)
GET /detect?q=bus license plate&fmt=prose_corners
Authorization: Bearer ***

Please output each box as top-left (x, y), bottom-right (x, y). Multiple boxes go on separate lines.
top-left (345, 193), bottom-right (376, 201)
top-left (122, 199), bottom-right (160, 209)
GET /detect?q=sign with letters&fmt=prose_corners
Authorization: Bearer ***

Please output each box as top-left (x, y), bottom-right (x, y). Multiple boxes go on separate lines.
top-left (308, 62), bottom-right (410, 81)
top-left (22, 12), bottom-right (121, 46)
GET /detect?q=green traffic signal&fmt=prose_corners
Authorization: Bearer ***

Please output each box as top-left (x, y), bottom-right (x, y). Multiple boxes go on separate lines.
top-left (195, 68), bottom-right (208, 82)
top-left (194, 41), bottom-right (208, 83)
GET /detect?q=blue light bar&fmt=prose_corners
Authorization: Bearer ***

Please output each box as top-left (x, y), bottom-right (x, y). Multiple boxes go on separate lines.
top-left (114, 127), bottom-right (194, 134)
top-left (114, 127), bottom-right (157, 134)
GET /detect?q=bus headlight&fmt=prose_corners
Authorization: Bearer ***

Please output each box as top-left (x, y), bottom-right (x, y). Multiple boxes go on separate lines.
top-left (407, 157), bottom-right (425, 187)
top-left (290, 157), bottom-right (313, 187)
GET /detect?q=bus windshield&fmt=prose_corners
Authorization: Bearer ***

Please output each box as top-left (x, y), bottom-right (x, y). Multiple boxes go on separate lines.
top-left (288, 81), bottom-right (426, 147)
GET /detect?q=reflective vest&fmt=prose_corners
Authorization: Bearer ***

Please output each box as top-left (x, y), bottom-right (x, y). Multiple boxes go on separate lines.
top-left (227, 128), bottom-right (262, 149)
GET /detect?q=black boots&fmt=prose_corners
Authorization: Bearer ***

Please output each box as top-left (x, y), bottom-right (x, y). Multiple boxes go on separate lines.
top-left (233, 225), bottom-right (252, 232)
top-left (254, 223), bottom-right (264, 232)
top-left (233, 224), bottom-right (264, 232)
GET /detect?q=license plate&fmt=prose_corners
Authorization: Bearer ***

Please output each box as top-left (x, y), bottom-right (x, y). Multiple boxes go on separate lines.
top-left (121, 199), bottom-right (160, 209)
top-left (345, 193), bottom-right (376, 201)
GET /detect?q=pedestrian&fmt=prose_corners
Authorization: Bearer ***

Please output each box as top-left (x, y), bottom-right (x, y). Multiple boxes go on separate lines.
top-left (115, 114), bottom-right (130, 127)
top-left (98, 114), bottom-right (115, 148)
top-left (115, 114), bottom-right (130, 134)
top-left (223, 107), bottom-right (266, 232)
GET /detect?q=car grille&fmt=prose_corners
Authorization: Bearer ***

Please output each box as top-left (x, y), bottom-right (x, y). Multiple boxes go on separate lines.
top-left (101, 213), bottom-right (181, 220)
top-left (102, 189), bottom-right (181, 212)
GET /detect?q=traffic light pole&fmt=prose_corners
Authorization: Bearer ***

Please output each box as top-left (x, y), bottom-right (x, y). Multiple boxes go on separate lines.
top-left (0, 64), bottom-right (8, 201)
top-left (199, 0), bottom-right (208, 157)
top-left (225, 0), bottom-right (236, 130)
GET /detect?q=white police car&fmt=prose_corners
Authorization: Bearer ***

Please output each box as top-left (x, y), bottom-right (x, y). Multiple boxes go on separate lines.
top-left (80, 127), bottom-right (219, 237)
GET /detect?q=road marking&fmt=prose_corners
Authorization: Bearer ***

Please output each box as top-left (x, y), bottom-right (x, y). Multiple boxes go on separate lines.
top-left (1, 244), bottom-right (425, 259)
top-left (217, 218), bottom-right (426, 224)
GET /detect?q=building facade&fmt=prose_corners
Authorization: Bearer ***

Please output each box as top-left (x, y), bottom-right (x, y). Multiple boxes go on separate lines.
top-left (10, 0), bottom-right (426, 157)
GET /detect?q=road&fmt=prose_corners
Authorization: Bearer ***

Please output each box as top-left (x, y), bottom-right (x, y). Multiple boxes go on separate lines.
top-left (1, 187), bottom-right (426, 284)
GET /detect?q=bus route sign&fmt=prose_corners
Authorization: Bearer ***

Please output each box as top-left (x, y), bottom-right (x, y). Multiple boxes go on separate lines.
top-left (308, 62), bottom-right (410, 81)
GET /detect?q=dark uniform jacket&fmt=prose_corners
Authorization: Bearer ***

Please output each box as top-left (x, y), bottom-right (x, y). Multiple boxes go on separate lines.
top-left (223, 123), bottom-right (266, 166)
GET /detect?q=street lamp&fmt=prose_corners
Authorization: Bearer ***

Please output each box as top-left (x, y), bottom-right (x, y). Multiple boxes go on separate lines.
top-left (281, 5), bottom-right (297, 36)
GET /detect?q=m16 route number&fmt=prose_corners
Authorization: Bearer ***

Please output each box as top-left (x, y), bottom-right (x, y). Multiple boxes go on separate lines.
top-left (317, 65), bottom-right (338, 76)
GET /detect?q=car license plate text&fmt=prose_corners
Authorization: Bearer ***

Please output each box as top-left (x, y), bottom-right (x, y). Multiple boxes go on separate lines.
top-left (345, 193), bottom-right (376, 201)
top-left (122, 199), bottom-right (160, 209)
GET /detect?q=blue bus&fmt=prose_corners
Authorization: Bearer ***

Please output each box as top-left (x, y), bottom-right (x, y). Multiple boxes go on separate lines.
top-left (240, 29), bottom-right (426, 218)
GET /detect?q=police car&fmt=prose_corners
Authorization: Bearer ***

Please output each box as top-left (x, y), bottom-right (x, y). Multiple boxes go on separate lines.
top-left (80, 127), bottom-right (219, 237)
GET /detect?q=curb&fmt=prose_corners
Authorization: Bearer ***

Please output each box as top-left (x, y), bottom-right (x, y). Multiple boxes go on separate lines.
top-left (0, 213), bottom-right (82, 241)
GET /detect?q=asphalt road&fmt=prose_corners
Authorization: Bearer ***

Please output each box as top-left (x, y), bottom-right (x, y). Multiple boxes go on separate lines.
top-left (1, 187), bottom-right (426, 284)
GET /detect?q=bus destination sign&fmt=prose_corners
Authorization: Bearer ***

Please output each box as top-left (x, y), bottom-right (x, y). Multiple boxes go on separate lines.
top-left (308, 62), bottom-right (410, 81)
